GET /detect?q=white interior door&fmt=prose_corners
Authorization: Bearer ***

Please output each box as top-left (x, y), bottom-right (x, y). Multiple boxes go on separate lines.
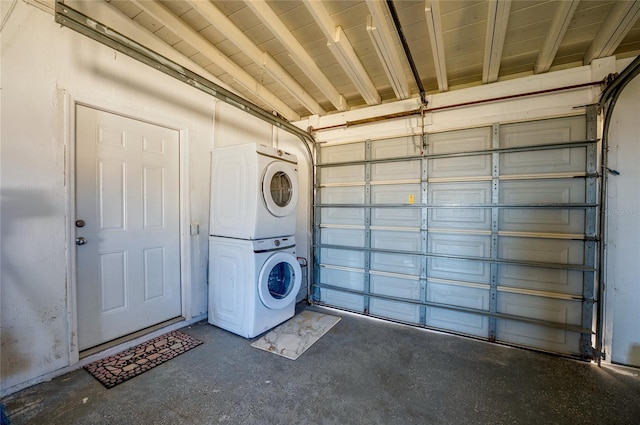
top-left (75, 105), bottom-right (181, 351)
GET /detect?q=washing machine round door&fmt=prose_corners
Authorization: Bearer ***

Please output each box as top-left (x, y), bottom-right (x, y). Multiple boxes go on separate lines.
top-left (257, 252), bottom-right (302, 309)
top-left (262, 162), bottom-right (298, 217)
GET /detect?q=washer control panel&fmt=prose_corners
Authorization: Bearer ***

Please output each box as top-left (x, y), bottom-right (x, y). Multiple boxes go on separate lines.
top-left (253, 236), bottom-right (295, 252)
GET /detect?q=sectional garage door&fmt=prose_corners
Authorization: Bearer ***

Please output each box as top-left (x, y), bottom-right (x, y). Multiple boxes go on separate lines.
top-left (313, 113), bottom-right (599, 359)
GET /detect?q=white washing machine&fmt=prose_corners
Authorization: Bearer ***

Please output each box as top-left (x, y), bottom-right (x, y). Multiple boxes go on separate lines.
top-left (210, 143), bottom-right (298, 239)
top-left (208, 235), bottom-right (302, 338)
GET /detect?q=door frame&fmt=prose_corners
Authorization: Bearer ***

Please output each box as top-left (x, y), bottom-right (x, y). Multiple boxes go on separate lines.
top-left (62, 90), bottom-right (192, 365)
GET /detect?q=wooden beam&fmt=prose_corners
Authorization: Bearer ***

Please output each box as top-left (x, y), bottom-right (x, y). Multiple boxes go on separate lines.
top-left (303, 0), bottom-right (380, 106)
top-left (535, 0), bottom-right (580, 74)
top-left (185, 0), bottom-right (325, 116)
top-left (584, 1), bottom-right (640, 65)
top-left (483, 0), bottom-right (512, 84)
top-left (425, 0), bottom-right (448, 91)
top-left (130, 0), bottom-right (300, 120)
top-left (365, 0), bottom-right (410, 100)
top-left (244, 0), bottom-right (347, 111)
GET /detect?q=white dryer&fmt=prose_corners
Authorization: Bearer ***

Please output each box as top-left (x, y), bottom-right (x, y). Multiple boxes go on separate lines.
top-left (208, 235), bottom-right (302, 338)
top-left (210, 143), bottom-right (298, 239)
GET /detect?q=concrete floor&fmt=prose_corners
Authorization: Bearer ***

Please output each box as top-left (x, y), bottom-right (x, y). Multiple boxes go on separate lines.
top-left (3, 304), bottom-right (640, 425)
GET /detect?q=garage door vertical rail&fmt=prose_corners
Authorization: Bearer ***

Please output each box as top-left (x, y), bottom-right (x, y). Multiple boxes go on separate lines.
top-left (489, 124), bottom-right (500, 342)
top-left (582, 105), bottom-right (599, 359)
top-left (420, 135), bottom-right (429, 327)
top-left (363, 140), bottom-right (373, 315)
top-left (312, 114), bottom-right (600, 359)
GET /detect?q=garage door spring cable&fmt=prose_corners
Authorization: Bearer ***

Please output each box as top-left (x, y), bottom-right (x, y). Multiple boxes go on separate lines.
top-left (387, 0), bottom-right (427, 107)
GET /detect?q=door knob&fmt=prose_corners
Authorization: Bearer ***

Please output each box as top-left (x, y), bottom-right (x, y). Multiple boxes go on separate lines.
top-left (75, 237), bottom-right (88, 246)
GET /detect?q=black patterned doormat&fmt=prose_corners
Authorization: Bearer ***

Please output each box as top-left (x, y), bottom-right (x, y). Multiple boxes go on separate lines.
top-left (84, 330), bottom-right (203, 388)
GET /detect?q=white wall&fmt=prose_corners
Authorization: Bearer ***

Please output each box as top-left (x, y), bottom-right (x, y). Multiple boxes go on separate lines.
top-left (604, 72), bottom-right (640, 367)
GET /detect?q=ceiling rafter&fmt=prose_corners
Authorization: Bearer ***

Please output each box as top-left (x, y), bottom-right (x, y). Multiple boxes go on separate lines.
top-left (535, 0), bottom-right (580, 74)
top-left (583, 0), bottom-right (640, 65)
top-left (425, 0), bottom-right (448, 92)
top-left (483, 0), bottom-right (512, 84)
top-left (129, 0), bottom-right (300, 121)
top-left (243, 0), bottom-right (348, 112)
top-left (184, 0), bottom-right (325, 116)
top-left (303, 0), bottom-right (380, 106)
top-left (365, 0), bottom-right (410, 100)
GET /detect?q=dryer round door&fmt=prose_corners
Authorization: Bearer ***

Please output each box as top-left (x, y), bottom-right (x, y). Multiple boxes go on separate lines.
top-left (257, 252), bottom-right (302, 310)
top-left (262, 162), bottom-right (298, 217)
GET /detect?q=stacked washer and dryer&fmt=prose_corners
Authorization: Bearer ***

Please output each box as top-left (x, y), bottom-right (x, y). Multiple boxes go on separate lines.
top-left (208, 143), bottom-right (302, 338)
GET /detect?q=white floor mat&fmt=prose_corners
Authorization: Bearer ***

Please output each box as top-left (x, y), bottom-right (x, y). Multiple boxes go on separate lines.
top-left (250, 310), bottom-right (341, 360)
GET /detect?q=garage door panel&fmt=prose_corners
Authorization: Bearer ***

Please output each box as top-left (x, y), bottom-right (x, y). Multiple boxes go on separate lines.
top-left (321, 207), bottom-right (365, 226)
top-left (370, 299), bottom-right (421, 323)
top-left (318, 266), bottom-right (366, 314)
top-left (498, 237), bottom-right (584, 265)
top-left (319, 186), bottom-right (365, 204)
top-left (499, 209), bottom-right (585, 235)
top-left (500, 179), bottom-right (585, 204)
top-left (371, 230), bottom-right (421, 252)
top-left (319, 267), bottom-right (365, 291)
top-left (319, 289), bottom-right (365, 312)
top-left (429, 182), bottom-right (491, 205)
top-left (499, 116), bottom-right (586, 148)
top-left (320, 248), bottom-right (365, 269)
top-left (500, 147), bottom-right (586, 176)
top-left (426, 281), bottom-right (490, 337)
top-left (427, 281), bottom-right (489, 309)
top-left (371, 274), bottom-right (420, 300)
top-left (428, 155), bottom-right (492, 179)
top-left (498, 265), bottom-right (583, 295)
top-left (429, 127), bottom-right (492, 154)
top-left (321, 228), bottom-right (365, 248)
top-left (371, 136), bottom-right (422, 159)
top-left (496, 320), bottom-right (581, 354)
top-left (372, 207), bottom-right (422, 228)
top-left (497, 292), bottom-right (582, 325)
top-left (497, 291), bottom-right (583, 353)
top-left (428, 208), bottom-right (492, 231)
top-left (371, 252), bottom-right (421, 276)
top-left (372, 160), bottom-right (421, 182)
top-left (319, 142), bottom-right (364, 163)
top-left (372, 184), bottom-right (422, 204)
top-left (429, 233), bottom-right (491, 258)
top-left (319, 165), bottom-right (365, 185)
top-left (426, 307), bottom-right (490, 337)
top-left (428, 258), bottom-right (491, 283)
